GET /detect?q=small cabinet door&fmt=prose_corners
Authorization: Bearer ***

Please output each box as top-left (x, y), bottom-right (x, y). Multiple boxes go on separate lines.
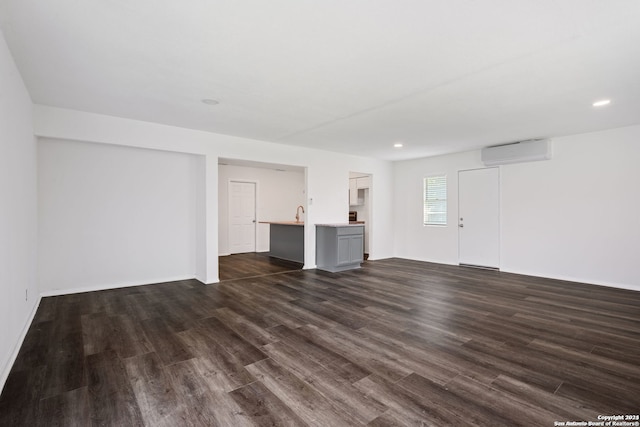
top-left (337, 234), bottom-right (363, 266)
top-left (337, 236), bottom-right (352, 265)
top-left (349, 235), bottom-right (364, 263)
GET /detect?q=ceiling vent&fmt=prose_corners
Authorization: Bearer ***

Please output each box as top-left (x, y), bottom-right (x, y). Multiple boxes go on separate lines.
top-left (481, 139), bottom-right (552, 166)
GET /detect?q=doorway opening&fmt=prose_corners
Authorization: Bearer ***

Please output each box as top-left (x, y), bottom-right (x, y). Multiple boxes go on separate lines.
top-left (219, 158), bottom-right (306, 280)
top-left (349, 171), bottom-right (372, 260)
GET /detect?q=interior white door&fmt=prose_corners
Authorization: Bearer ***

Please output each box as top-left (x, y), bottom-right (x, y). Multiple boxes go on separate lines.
top-left (229, 181), bottom-right (256, 254)
top-left (458, 168), bottom-right (500, 268)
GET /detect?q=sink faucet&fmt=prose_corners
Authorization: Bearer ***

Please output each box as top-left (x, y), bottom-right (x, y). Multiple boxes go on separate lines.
top-left (295, 205), bottom-right (305, 223)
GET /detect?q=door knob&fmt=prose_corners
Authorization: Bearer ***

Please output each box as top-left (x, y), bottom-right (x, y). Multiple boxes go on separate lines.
top-left (459, 224), bottom-right (464, 228)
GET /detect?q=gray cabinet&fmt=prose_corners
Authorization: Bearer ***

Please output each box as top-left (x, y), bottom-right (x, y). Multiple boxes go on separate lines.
top-left (316, 225), bottom-right (364, 272)
top-left (268, 223), bottom-right (304, 263)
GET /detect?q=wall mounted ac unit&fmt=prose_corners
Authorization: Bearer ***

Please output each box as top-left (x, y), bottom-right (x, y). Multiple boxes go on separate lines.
top-left (481, 139), bottom-right (552, 166)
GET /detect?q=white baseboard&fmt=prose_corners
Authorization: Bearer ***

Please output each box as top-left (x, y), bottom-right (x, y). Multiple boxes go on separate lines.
top-left (398, 256), bottom-right (639, 293)
top-left (499, 267), bottom-right (640, 293)
top-left (40, 275), bottom-right (196, 297)
top-left (219, 251), bottom-right (270, 257)
top-left (0, 295), bottom-right (42, 395)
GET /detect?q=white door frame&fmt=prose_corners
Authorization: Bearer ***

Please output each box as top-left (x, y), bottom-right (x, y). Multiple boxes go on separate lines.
top-left (348, 172), bottom-right (373, 258)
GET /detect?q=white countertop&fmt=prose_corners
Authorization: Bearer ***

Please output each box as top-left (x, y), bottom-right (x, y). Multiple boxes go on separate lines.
top-left (315, 223), bottom-right (364, 227)
top-left (259, 221), bottom-right (304, 226)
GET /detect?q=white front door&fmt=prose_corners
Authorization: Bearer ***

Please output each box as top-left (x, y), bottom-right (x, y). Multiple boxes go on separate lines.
top-left (229, 181), bottom-right (256, 254)
top-left (458, 168), bottom-right (500, 268)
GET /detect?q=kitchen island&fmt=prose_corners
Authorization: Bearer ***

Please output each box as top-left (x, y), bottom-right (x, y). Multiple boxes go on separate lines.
top-left (260, 221), bottom-right (304, 263)
top-left (316, 223), bottom-right (364, 272)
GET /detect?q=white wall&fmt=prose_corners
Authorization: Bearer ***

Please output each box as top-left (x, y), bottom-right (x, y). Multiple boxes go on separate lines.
top-left (394, 150), bottom-right (480, 264)
top-left (394, 125), bottom-right (640, 291)
top-left (38, 139), bottom-right (199, 294)
top-left (218, 164), bottom-right (305, 255)
top-left (33, 105), bottom-right (395, 280)
top-left (0, 30), bottom-right (38, 391)
top-left (500, 126), bottom-right (640, 290)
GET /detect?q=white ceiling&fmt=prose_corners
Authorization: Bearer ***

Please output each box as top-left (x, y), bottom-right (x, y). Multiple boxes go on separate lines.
top-left (1, 0), bottom-right (639, 161)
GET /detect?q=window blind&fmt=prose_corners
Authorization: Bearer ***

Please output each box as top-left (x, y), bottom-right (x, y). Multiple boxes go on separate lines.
top-left (424, 175), bottom-right (447, 225)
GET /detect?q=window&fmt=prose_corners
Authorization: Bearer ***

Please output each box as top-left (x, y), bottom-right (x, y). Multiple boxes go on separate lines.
top-left (424, 175), bottom-right (447, 225)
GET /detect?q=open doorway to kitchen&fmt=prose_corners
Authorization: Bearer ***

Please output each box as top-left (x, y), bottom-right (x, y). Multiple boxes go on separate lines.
top-left (219, 158), bottom-right (306, 281)
top-left (349, 171), bottom-right (372, 260)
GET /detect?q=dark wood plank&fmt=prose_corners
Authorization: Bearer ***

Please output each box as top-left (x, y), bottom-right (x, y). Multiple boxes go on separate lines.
top-left (490, 374), bottom-right (600, 421)
top-left (82, 312), bottom-right (153, 358)
top-left (246, 357), bottom-right (363, 426)
top-left (307, 323), bottom-right (460, 386)
top-left (268, 324), bottom-right (371, 383)
top-left (165, 358), bottom-right (254, 426)
top-left (396, 372), bottom-right (515, 426)
top-left (140, 316), bottom-right (194, 366)
top-left (214, 307), bottom-right (280, 347)
top-left (38, 386), bottom-right (90, 427)
top-left (555, 379), bottom-right (640, 414)
top-left (10, 320), bottom-right (54, 372)
top-left (0, 366), bottom-right (46, 427)
top-left (229, 380), bottom-right (309, 426)
top-left (2, 255), bottom-right (639, 425)
top-left (444, 374), bottom-right (561, 426)
top-left (122, 352), bottom-right (188, 427)
top-left (262, 339), bottom-right (387, 423)
top-left (197, 316), bottom-right (268, 366)
top-left (353, 374), bottom-right (458, 426)
top-left (177, 326), bottom-right (256, 392)
top-left (290, 298), bottom-right (372, 329)
top-left (41, 330), bottom-right (85, 399)
top-left (86, 350), bottom-right (144, 426)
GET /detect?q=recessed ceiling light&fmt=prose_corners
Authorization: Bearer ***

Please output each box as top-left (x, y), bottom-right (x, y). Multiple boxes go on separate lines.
top-left (394, 143), bottom-right (403, 148)
top-left (592, 99), bottom-right (611, 107)
top-left (202, 98), bottom-right (219, 105)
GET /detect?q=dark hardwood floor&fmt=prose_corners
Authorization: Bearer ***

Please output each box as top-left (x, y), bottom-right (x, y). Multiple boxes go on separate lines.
top-left (219, 253), bottom-right (303, 281)
top-left (1, 258), bottom-right (639, 426)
